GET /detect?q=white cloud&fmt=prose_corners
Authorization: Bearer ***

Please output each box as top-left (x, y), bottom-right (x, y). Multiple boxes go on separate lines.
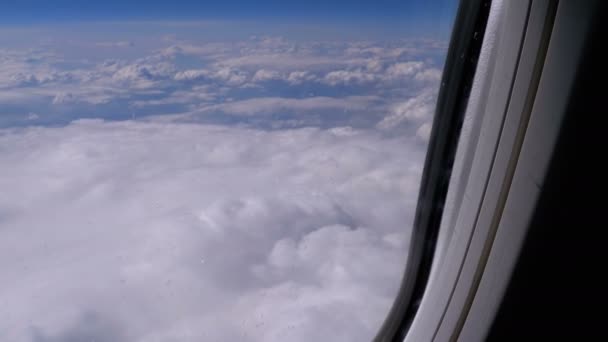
top-left (174, 69), bottom-right (209, 81)
top-left (50, 89), bottom-right (115, 105)
top-left (0, 39), bottom-right (445, 127)
top-left (173, 67), bottom-right (249, 86)
top-left (252, 69), bottom-right (282, 82)
top-left (366, 59), bottom-right (384, 73)
top-left (110, 61), bottom-right (176, 88)
top-left (131, 86), bottom-right (217, 108)
top-left (160, 43), bottom-right (230, 58)
top-left (415, 68), bottom-right (443, 83)
top-left (51, 92), bottom-right (77, 104)
top-left (95, 41), bottom-right (135, 48)
top-left (416, 122), bottom-right (433, 142)
top-left (0, 30), bottom-right (451, 341)
top-left (376, 89), bottom-right (437, 130)
top-left (197, 96), bottom-right (378, 116)
top-left (385, 62), bottom-right (425, 79)
top-left (212, 67), bottom-right (249, 86)
top-left (0, 120), bottom-right (425, 342)
top-left (286, 71), bottom-right (317, 85)
top-left (322, 69), bottom-right (377, 86)
top-left (26, 112), bottom-right (40, 120)
top-left (217, 54), bottom-right (343, 69)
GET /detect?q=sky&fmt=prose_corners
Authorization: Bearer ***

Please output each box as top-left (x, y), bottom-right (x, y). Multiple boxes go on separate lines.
top-left (0, 0), bottom-right (456, 24)
top-left (0, 1), bottom-right (457, 341)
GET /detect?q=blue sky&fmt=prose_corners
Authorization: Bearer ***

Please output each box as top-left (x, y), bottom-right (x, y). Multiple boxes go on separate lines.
top-left (0, 0), bottom-right (457, 40)
top-left (2, 0), bottom-right (456, 22)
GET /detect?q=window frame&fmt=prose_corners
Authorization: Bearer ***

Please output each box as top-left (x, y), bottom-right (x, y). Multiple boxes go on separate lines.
top-left (374, 0), bottom-right (492, 340)
top-left (375, 0), bottom-right (583, 340)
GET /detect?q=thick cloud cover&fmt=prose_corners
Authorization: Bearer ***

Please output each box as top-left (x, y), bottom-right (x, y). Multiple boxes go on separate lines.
top-left (0, 120), bottom-right (424, 341)
top-left (0, 29), bottom-right (444, 342)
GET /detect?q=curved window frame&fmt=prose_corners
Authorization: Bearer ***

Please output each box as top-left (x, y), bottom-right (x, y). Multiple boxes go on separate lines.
top-left (374, 1), bottom-right (492, 340)
top-left (377, 0), bottom-right (590, 340)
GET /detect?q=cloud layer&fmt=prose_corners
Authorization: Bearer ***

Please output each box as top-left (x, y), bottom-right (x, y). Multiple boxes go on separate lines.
top-left (0, 30), bottom-right (445, 341)
top-left (0, 120), bottom-right (425, 341)
top-left (0, 36), bottom-right (442, 134)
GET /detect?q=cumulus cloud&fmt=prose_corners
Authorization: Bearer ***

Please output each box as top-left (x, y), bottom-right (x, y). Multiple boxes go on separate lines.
top-left (212, 67), bottom-right (249, 86)
top-left (0, 32), bottom-right (449, 341)
top-left (173, 67), bottom-right (248, 86)
top-left (385, 61), bottom-right (425, 79)
top-left (51, 90), bottom-right (114, 105)
top-left (286, 71), bottom-right (317, 85)
top-left (160, 43), bottom-right (231, 59)
top-left (197, 96), bottom-right (379, 116)
top-left (173, 69), bottom-right (210, 82)
top-left (131, 86), bottom-right (217, 108)
top-left (416, 122), bottom-right (433, 142)
top-left (51, 92), bottom-right (77, 104)
top-left (376, 89), bottom-right (437, 130)
top-left (252, 69), bottom-right (282, 82)
top-left (26, 112), bottom-right (40, 120)
top-left (414, 68), bottom-right (443, 82)
top-left (366, 59), bottom-right (384, 73)
top-left (95, 41), bottom-right (135, 48)
top-left (217, 54), bottom-right (345, 70)
top-left (322, 69), bottom-right (378, 86)
top-left (0, 37), bottom-right (446, 129)
top-left (0, 120), bottom-right (425, 342)
top-left (110, 61), bottom-right (176, 88)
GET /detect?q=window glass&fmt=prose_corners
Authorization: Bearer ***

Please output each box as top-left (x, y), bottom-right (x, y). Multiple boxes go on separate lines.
top-left (0, 1), bottom-right (457, 341)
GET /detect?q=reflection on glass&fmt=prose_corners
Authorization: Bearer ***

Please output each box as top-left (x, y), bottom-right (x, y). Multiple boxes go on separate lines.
top-left (0, 1), bottom-right (456, 341)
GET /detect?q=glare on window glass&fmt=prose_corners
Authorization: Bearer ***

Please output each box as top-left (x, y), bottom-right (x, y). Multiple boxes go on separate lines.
top-left (0, 1), bottom-right (457, 341)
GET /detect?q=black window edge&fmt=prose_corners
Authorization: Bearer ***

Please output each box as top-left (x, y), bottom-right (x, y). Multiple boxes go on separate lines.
top-left (374, 0), bottom-right (492, 341)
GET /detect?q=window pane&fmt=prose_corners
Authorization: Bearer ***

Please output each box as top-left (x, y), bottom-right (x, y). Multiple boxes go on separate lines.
top-left (0, 1), bottom-right (457, 341)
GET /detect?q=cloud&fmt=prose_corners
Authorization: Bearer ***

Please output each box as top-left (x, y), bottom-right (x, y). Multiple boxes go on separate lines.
top-left (26, 112), bottom-right (40, 120)
top-left (322, 69), bottom-right (378, 86)
top-left (211, 67), bottom-right (249, 86)
top-left (50, 90), bottom-right (114, 105)
top-left (0, 38), bottom-right (445, 129)
top-left (0, 30), bottom-right (450, 341)
top-left (366, 59), bottom-right (384, 72)
top-left (173, 69), bottom-right (209, 81)
top-left (173, 67), bottom-right (248, 86)
top-left (252, 69), bottom-right (282, 82)
top-left (218, 54), bottom-right (349, 69)
top-left (31, 311), bottom-right (127, 342)
top-left (414, 68), bottom-right (443, 83)
top-left (51, 92), bottom-right (77, 104)
top-left (416, 122), bottom-right (433, 142)
top-left (0, 119), bottom-right (425, 342)
top-left (197, 96), bottom-right (379, 116)
top-left (385, 61), bottom-right (425, 79)
top-left (130, 86), bottom-right (217, 107)
top-left (376, 89), bottom-right (437, 130)
top-left (95, 41), bottom-right (135, 48)
top-left (286, 71), bottom-right (317, 85)
top-left (110, 61), bottom-right (176, 88)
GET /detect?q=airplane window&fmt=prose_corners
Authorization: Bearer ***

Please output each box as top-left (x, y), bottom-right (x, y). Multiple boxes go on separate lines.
top-left (0, 1), bottom-right (458, 341)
